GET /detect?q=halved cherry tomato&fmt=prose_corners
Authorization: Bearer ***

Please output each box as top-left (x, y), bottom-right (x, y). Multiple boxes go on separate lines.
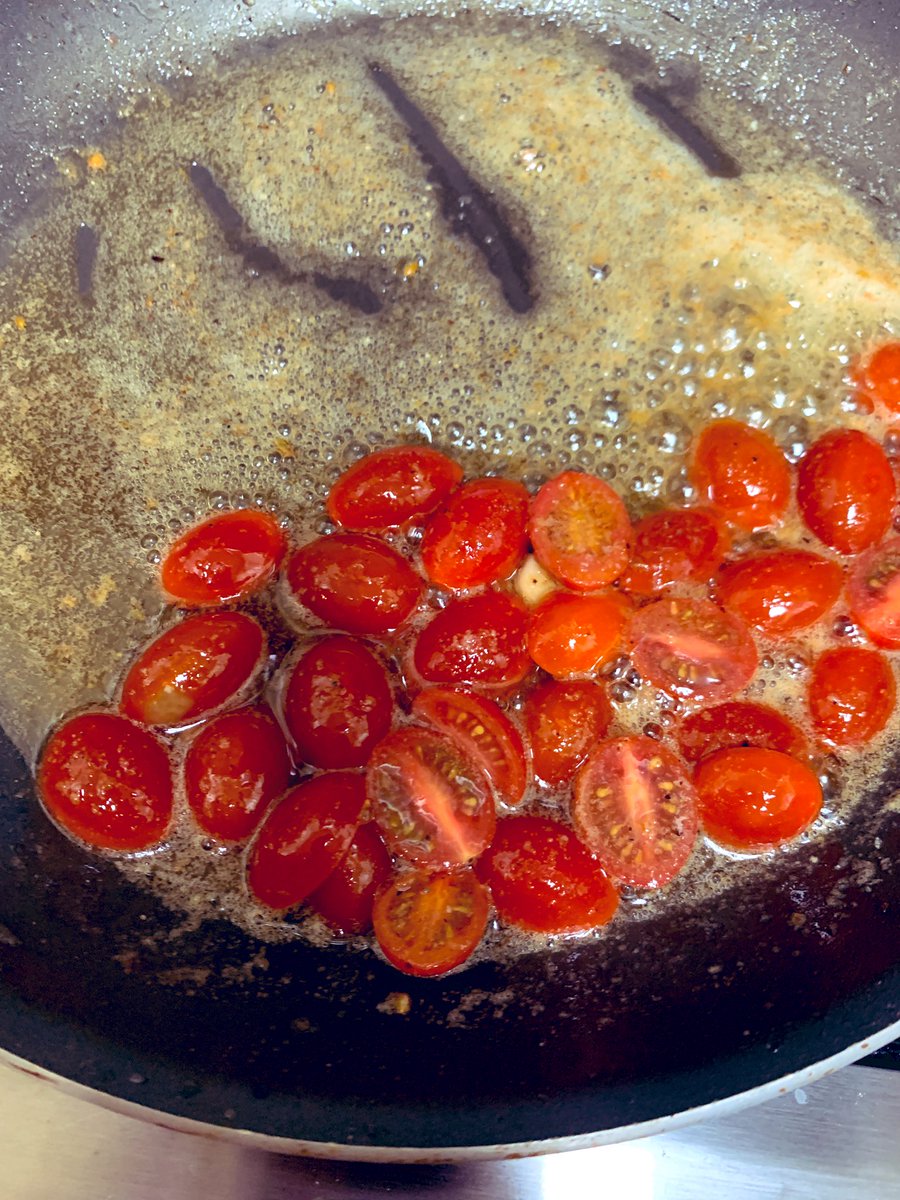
top-left (283, 635), bottom-right (393, 769)
top-left (421, 478), bottom-right (529, 590)
top-left (368, 727), bottom-right (496, 868)
top-left (37, 712), bottom-right (173, 851)
top-left (184, 705), bottom-right (291, 842)
top-left (326, 445), bottom-right (463, 531)
top-left (797, 429), bottom-right (895, 555)
top-left (412, 687), bottom-right (527, 806)
top-left (808, 646), bottom-right (896, 748)
top-left (286, 533), bottom-right (423, 635)
top-left (475, 816), bottom-right (618, 934)
top-left (695, 748), bottom-right (822, 851)
top-left (528, 470), bottom-right (632, 590)
top-left (373, 867), bottom-right (490, 978)
top-left (307, 822), bottom-right (392, 936)
top-left (413, 592), bottom-right (530, 689)
top-left (848, 537), bottom-right (900, 647)
top-left (618, 507), bottom-right (731, 597)
top-left (247, 773), bottom-right (366, 910)
top-left (527, 591), bottom-right (628, 678)
top-left (690, 420), bottom-right (791, 531)
top-left (678, 701), bottom-right (809, 765)
top-left (716, 549), bottom-right (843, 636)
top-left (630, 595), bottom-right (758, 703)
top-left (121, 612), bottom-right (265, 728)
top-left (855, 341), bottom-right (900, 413)
top-left (523, 679), bottom-right (612, 788)
top-left (573, 736), bottom-right (698, 888)
top-left (160, 509), bottom-right (286, 607)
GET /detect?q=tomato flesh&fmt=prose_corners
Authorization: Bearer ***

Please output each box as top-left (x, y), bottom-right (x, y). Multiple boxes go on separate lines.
top-left (421, 477), bottom-right (529, 590)
top-left (695, 747), bottom-right (822, 851)
top-left (797, 429), bottom-right (895, 556)
top-left (716, 549), bottom-right (843, 636)
top-left (413, 592), bottom-right (530, 689)
top-left (524, 679), bottom-right (613, 789)
top-left (847, 536), bottom-right (900, 647)
top-left (678, 701), bottom-right (808, 765)
top-left (690, 420), bottom-right (791, 531)
top-left (160, 509), bottom-right (286, 607)
top-left (808, 646), bottom-right (896, 748)
top-left (856, 341), bottom-right (900, 413)
top-left (527, 591), bottom-right (628, 678)
top-left (373, 867), bottom-right (490, 978)
top-left (529, 470), bottom-right (632, 590)
top-left (618, 507), bottom-right (730, 597)
top-left (327, 445), bottom-right (463, 531)
top-left (307, 822), bottom-right (392, 936)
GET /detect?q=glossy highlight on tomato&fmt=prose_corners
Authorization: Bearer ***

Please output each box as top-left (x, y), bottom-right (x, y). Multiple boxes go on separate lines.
top-left (808, 646), bottom-right (896, 748)
top-left (160, 508), bottom-right (286, 607)
top-left (413, 591), bottom-right (530, 689)
top-left (678, 701), bottom-right (808, 765)
top-left (797, 429), bottom-right (895, 555)
top-left (695, 747), bottom-right (822, 851)
top-left (716, 549), bottom-right (843, 637)
top-left (327, 445), bottom-right (463, 531)
top-left (307, 822), bottom-right (392, 936)
top-left (618, 507), bottom-right (730, 597)
top-left (524, 679), bottom-right (612, 789)
top-left (373, 868), bottom-right (490, 978)
top-left (529, 470), bottom-right (632, 590)
top-left (690, 419), bottom-right (791, 531)
top-left (421, 477), bottom-right (529, 590)
top-left (848, 537), bottom-right (900, 647)
top-left (527, 591), bottom-right (628, 678)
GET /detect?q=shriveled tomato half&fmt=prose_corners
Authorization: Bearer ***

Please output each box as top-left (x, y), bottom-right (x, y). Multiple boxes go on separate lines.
top-left (573, 736), bottom-right (699, 888)
top-left (247, 773), bottom-right (366, 910)
top-left (678, 700), bottom-right (809, 765)
top-left (808, 646), bottom-right (896, 748)
top-left (475, 816), bottom-right (618, 934)
top-left (184, 705), bottom-right (291, 842)
top-left (307, 822), bottom-right (392, 936)
top-left (37, 712), bottom-right (173, 852)
top-left (716, 549), bottom-right (843, 637)
top-left (524, 679), bottom-right (613, 789)
top-left (327, 445), bottom-right (463, 531)
top-left (690, 420), bottom-right (791, 531)
top-left (412, 687), bottom-right (528, 806)
top-left (121, 612), bottom-right (265, 728)
top-left (421, 477), bottom-right (529, 590)
top-left (695, 748), bottom-right (822, 851)
top-left (855, 341), bottom-right (900, 413)
top-left (373, 867), bottom-right (490, 978)
top-left (797, 429), bottom-right (895, 555)
top-left (160, 508), bottom-right (286, 607)
top-left (630, 595), bottom-right (758, 703)
top-left (529, 470), bottom-right (632, 590)
top-left (413, 592), bottom-right (531, 689)
top-left (368, 727), bottom-right (496, 868)
top-left (618, 507), bottom-right (730, 597)
top-left (848, 537), bottom-right (900, 647)
top-left (527, 591), bottom-right (628, 678)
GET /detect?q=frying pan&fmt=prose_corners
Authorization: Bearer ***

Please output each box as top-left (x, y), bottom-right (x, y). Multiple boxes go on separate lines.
top-left (0, 0), bottom-right (898, 1162)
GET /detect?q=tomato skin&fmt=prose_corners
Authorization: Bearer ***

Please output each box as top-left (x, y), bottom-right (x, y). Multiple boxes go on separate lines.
top-left (618, 507), bottom-right (731, 597)
top-left (678, 701), bottom-right (809, 765)
top-left (690, 420), bottom-right (791, 531)
top-left (326, 446), bottom-right (463, 531)
top-left (412, 687), bottom-right (528, 806)
top-left (847, 537), bottom-right (900, 647)
top-left (121, 612), bottom-right (265, 728)
top-left (286, 533), bottom-right (423, 635)
top-left (573, 736), bottom-right (698, 888)
top-left (527, 591), bottom-right (628, 678)
top-left (529, 470), bottom-right (632, 590)
top-left (475, 817), bottom-right (618, 934)
top-left (37, 712), bottom-right (173, 852)
top-left (307, 822), bottom-right (392, 935)
top-left (856, 341), bottom-right (900, 413)
top-left (373, 867), bottom-right (490, 978)
top-left (283, 635), bottom-right (393, 770)
top-left (246, 773), bottom-right (366, 910)
top-left (421, 478), bottom-right (529, 590)
top-left (808, 646), bottom-right (896, 748)
top-left (160, 509), bottom-right (286, 607)
top-left (413, 592), bottom-right (531, 689)
top-left (716, 549), bottom-right (843, 637)
top-left (797, 429), bottom-right (895, 555)
top-left (695, 748), bottom-right (822, 851)
top-left (184, 705), bottom-right (291, 842)
top-left (523, 679), bottom-right (613, 788)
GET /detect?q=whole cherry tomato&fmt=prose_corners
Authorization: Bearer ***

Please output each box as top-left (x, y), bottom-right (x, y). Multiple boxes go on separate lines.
top-left (690, 419), bottom-right (791, 531)
top-left (327, 445), bottom-right (463, 531)
top-left (421, 478), bottom-right (529, 590)
top-left (160, 509), bottom-right (286, 607)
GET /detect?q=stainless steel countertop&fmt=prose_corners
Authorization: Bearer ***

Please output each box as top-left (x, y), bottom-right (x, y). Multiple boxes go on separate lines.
top-left (4, 1061), bottom-right (900, 1198)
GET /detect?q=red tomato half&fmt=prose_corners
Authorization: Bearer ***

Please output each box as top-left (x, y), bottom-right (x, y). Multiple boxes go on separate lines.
top-left (529, 470), bottom-right (632, 590)
top-left (716, 549), bottom-right (843, 637)
top-left (247, 773), bottom-right (366, 910)
top-left (160, 509), bottom-right (286, 607)
top-left (184, 705), bottom-right (291, 842)
top-left (475, 816), bottom-right (618, 934)
top-left (121, 612), bottom-right (265, 728)
top-left (421, 478), bottom-right (529, 590)
top-left (283, 635), bottom-right (393, 769)
top-left (797, 429), bottom-right (895, 555)
top-left (413, 592), bottom-right (530, 689)
top-left (373, 867), bottom-right (490, 978)
top-left (286, 533), bottom-right (423, 635)
top-left (855, 341), bottom-right (900, 413)
top-left (524, 679), bottom-right (612, 789)
top-left (695, 748), bottom-right (822, 851)
top-left (527, 591), bottom-right (628, 678)
top-left (808, 646), bottom-right (896, 748)
top-left (678, 701), bottom-right (809, 765)
top-left (307, 822), bottom-right (392, 936)
top-left (412, 687), bottom-right (528, 806)
top-left (326, 445), bottom-right (463, 531)
top-left (573, 736), bottom-right (699, 888)
top-left (848, 537), bottom-right (900, 647)
top-left (37, 712), bottom-right (173, 851)
top-left (618, 507), bottom-right (730, 597)
top-left (630, 595), bottom-right (758, 703)
top-left (690, 420), bottom-right (791, 531)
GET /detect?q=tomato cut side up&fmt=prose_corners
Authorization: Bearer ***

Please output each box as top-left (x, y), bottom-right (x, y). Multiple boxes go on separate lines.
top-left (286, 533), bottom-right (423, 635)
top-left (475, 816), bottom-right (618, 934)
top-left (307, 822), bottom-right (392, 936)
top-left (855, 341), bottom-right (900, 413)
top-left (326, 445), bottom-right (463, 531)
top-left (412, 687), bottom-right (528, 806)
top-left (421, 477), bottom-right (529, 590)
top-left (413, 592), bottom-right (531, 689)
top-left (283, 635), bottom-right (393, 769)
top-left (38, 712), bottom-right (173, 851)
top-left (678, 701), bottom-right (809, 765)
top-left (695, 747), bottom-right (822, 851)
top-left (527, 591), bottom-right (628, 678)
top-left (160, 508), bottom-right (286, 607)
top-left (524, 679), bottom-right (613, 788)
top-left (808, 646), bottom-right (896, 748)
top-left (529, 470), bottom-right (632, 590)
top-left (690, 419), bottom-right (791, 531)
top-left (247, 773), bottom-right (366, 910)
top-left (618, 507), bottom-right (731, 597)
top-left (373, 867), bottom-right (490, 978)
top-left (184, 705), bottom-right (291, 842)
top-left (573, 736), bottom-right (699, 888)
top-left (121, 612), bottom-right (265, 728)
top-left (716, 549), bottom-right (843, 637)
top-left (848, 537), bottom-right (900, 647)
top-left (797, 429), bottom-right (895, 555)
top-left (368, 726), bottom-right (496, 868)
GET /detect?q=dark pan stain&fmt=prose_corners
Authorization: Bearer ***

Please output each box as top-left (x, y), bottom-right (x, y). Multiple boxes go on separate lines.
top-left (74, 223), bottom-right (99, 298)
top-left (632, 83), bottom-right (742, 179)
